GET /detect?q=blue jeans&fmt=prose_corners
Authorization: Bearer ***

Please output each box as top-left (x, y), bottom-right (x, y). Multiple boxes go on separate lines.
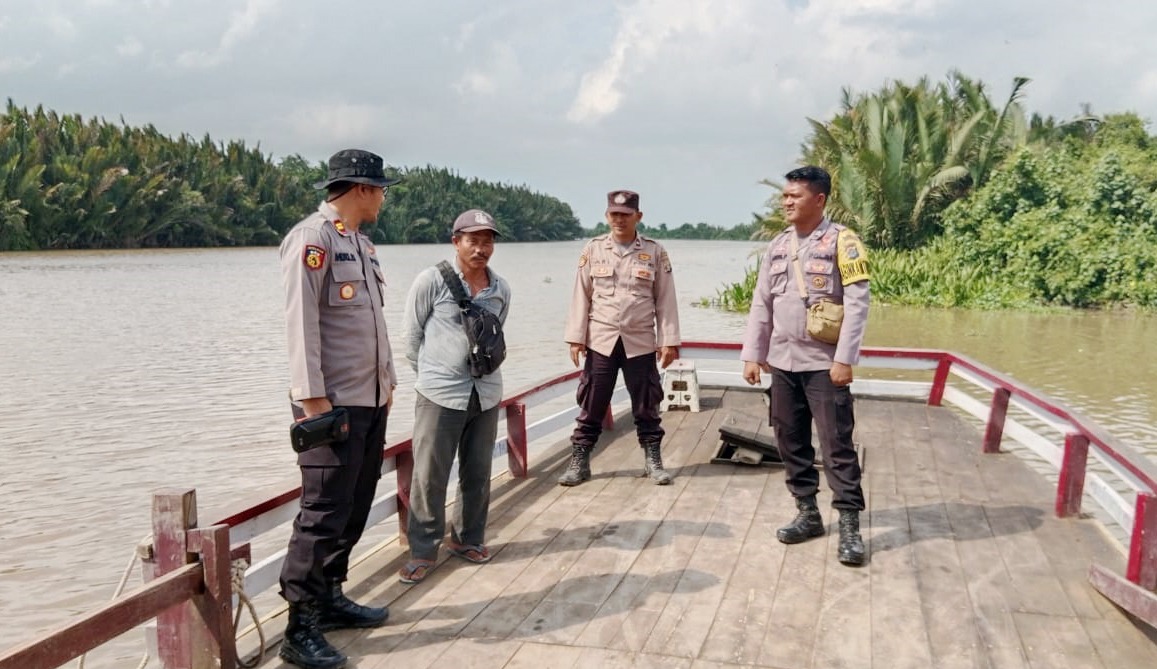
top-left (407, 388), bottom-right (499, 560)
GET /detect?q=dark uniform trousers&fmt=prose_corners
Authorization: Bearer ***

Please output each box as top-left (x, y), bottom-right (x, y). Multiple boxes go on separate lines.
top-left (280, 404), bottom-right (387, 603)
top-left (769, 367), bottom-right (865, 511)
top-left (572, 337), bottom-right (664, 448)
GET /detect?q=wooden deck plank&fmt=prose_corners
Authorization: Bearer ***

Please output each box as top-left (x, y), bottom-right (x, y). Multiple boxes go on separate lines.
top-left (637, 404), bottom-right (737, 658)
top-left (587, 395), bottom-right (731, 652)
top-left (254, 393), bottom-right (1157, 669)
top-left (1012, 611), bottom-right (1104, 669)
top-left (941, 500), bottom-right (1030, 669)
top-left (503, 641), bottom-right (583, 669)
top-left (868, 489), bottom-right (935, 669)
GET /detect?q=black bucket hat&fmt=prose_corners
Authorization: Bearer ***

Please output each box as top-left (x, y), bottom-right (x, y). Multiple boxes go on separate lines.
top-left (313, 149), bottom-right (403, 189)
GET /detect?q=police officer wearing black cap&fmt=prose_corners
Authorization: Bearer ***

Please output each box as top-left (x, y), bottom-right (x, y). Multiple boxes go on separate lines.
top-left (277, 149), bottom-right (400, 669)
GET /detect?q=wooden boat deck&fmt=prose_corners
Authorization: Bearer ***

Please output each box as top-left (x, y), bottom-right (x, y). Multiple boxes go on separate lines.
top-left (259, 387), bottom-right (1157, 668)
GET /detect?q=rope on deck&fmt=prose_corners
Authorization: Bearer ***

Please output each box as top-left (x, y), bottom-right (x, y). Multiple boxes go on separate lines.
top-left (232, 557), bottom-right (265, 669)
top-left (76, 536), bottom-right (152, 669)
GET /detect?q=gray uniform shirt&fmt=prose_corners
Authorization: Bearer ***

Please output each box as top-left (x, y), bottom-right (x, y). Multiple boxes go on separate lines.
top-left (740, 218), bottom-right (870, 371)
top-left (401, 258), bottom-right (511, 412)
top-left (280, 202), bottom-right (397, 407)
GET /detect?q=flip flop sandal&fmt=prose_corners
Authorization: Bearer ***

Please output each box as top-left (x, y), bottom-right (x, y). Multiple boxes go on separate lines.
top-left (446, 543), bottom-right (492, 564)
top-left (398, 559), bottom-right (434, 584)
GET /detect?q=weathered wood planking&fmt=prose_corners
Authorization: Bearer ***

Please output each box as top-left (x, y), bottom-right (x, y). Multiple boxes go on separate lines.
top-left (253, 392), bottom-right (1157, 669)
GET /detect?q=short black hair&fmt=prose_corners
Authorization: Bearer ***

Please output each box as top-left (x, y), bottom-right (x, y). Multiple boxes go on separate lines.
top-left (784, 166), bottom-right (831, 197)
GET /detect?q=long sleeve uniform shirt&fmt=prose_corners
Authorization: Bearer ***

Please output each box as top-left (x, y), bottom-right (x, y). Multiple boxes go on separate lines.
top-left (280, 201), bottom-right (397, 407)
top-left (402, 257), bottom-right (511, 411)
top-left (563, 233), bottom-right (681, 358)
top-left (740, 218), bottom-right (870, 371)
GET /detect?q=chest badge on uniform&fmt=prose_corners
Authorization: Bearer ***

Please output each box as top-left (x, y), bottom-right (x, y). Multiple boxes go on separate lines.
top-left (638, 253), bottom-right (651, 261)
top-left (811, 275), bottom-right (828, 289)
top-left (339, 283), bottom-right (356, 300)
top-left (303, 245), bottom-right (326, 270)
top-left (334, 220), bottom-right (347, 235)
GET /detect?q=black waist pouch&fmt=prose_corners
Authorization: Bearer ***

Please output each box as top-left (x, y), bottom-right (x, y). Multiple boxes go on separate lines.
top-left (290, 408), bottom-right (350, 453)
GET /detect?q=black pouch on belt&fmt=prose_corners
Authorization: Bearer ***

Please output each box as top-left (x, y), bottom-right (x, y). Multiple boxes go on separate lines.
top-left (290, 408), bottom-right (350, 453)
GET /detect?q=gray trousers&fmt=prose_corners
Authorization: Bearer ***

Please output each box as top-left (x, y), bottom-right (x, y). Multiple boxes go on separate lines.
top-left (407, 389), bottom-right (499, 560)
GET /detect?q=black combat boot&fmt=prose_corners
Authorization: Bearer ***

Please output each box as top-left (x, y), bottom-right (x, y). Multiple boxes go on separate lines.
top-left (776, 494), bottom-right (825, 544)
top-left (558, 443), bottom-right (592, 486)
top-left (642, 441), bottom-right (673, 485)
top-left (318, 581), bottom-right (389, 631)
top-left (837, 509), bottom-right (866, 566)
top-left (279, 601), bottom-right (347, 669)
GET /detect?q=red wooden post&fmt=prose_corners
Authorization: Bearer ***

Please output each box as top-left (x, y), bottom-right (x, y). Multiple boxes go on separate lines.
top-left (395, 450), bottom-right (414, 547)
top-left (1126, 492), bottom-right (1157, 590)
top-left (602, 405), bottom-right (614, 431)
top-left (153, 489), bottom-right (199, 669)
top-left (927, 357), bottom-right (952, 406)
top-left (982, 387), bottom-right (1011, 454)
top-left (1055, 432), bottom-right (1090, 518)
top-left (506, 402), bottom-right (528, 478)
top-left (187, 525), bottom-right (237, 669)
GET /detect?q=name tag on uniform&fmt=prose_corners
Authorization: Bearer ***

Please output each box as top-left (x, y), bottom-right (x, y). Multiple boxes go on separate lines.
top-left (633, 267), bottom-right (654, 281)
top-left (592, 266), bottom-right (613, 278)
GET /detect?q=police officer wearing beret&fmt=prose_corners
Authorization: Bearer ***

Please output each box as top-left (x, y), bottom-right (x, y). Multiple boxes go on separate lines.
top-left (561, 190), bottom-right (681, 486)
top-left (277, 149), bottom-right (400, 669)
top-left (740, 166), bottom-right (870, 567)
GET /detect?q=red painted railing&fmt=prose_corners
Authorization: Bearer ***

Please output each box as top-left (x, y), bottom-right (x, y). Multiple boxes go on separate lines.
top-left (4, 342), bottom-right (1155, 668)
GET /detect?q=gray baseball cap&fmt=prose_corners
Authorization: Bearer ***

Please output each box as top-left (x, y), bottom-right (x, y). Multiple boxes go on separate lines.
top-left (452, 209), bottom-right (502, 236)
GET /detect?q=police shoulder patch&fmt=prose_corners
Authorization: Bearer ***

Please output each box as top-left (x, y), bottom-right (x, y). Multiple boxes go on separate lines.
top-left (303, 244), bottom-right (326, 270)
top-left (660, 250), bottom-right (671, 273)
top-left (578, 253), bottom-right (588, 268)
top-left (836, 230), bottom-right (869, 285)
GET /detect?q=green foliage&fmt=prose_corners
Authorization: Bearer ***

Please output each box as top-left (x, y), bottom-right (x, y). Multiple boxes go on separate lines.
top-left (778, 71), bottom-right (1029, 249)
top-left (713, 261), bottom-right (760, 312)
top-left (583, 219), bottom-right (759, 240)
top-left (378, 166), bottom-right (580, 244)
top-left (0, 101), bottom-right (581, 250)
top-left (735, 70), bottom-right (1157, 311)
top-left (939, 132), bottom-right (1157, 308)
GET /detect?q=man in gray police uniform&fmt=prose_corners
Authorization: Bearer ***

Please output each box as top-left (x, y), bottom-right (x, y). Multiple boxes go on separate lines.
top-left (740, 165), bottom-right (870, 567)
top-left (278, 149), bottom-right (399, 669)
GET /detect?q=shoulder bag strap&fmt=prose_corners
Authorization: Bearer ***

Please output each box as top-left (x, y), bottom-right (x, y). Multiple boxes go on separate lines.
top-left (436, 260), bottom-right (471, 308)
top-left (788, 233), bottom-right (809, 301)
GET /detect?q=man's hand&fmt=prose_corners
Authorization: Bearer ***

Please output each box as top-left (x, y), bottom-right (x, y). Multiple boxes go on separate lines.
top-left (657, 346), bottom-right (678, 369)
top-left (386, 385), bottom-right (395, 412)
top-left (830, 362), bottom-right (854, 387)
top-left (569, 343), bottom-right (587, 367)
top-left (742, 361), bottom-right (771, 386)
top-left (298, 397), bottom-right (333, 419)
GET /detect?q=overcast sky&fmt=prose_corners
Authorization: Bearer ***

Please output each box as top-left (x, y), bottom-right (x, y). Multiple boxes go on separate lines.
top-left (1, 0), bottom-right (1153, 228)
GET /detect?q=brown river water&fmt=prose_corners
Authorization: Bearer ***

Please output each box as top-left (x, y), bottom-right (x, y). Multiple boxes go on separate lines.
top-left (1, 240), bottom-right (1153, 664)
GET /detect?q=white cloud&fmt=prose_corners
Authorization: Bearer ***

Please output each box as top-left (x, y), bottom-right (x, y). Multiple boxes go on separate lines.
top-left (279, 102), bottom-right (389, 149)
top-left (566, 0), bottom-right (748, 123)
top-left (116, 37), bottom-right (143, 58)
top-left (0, 55), bottom-right (40, 74)
top-left (43, 11), bottom-right (78, 40)
top-left (57, 63), bottom-right (77, 77)
top-left (176, 0), bottom-right (278, 68)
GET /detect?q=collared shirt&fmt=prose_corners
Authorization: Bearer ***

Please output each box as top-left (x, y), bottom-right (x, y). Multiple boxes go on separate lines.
top-left (563, 233), bottom-right (681, 358)
top-left (280, 201), bottom-right (397, 407)
top-left (402, 257), bottom-right (511, 411)
top-left (740, 218), bottom-right (870, 371)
